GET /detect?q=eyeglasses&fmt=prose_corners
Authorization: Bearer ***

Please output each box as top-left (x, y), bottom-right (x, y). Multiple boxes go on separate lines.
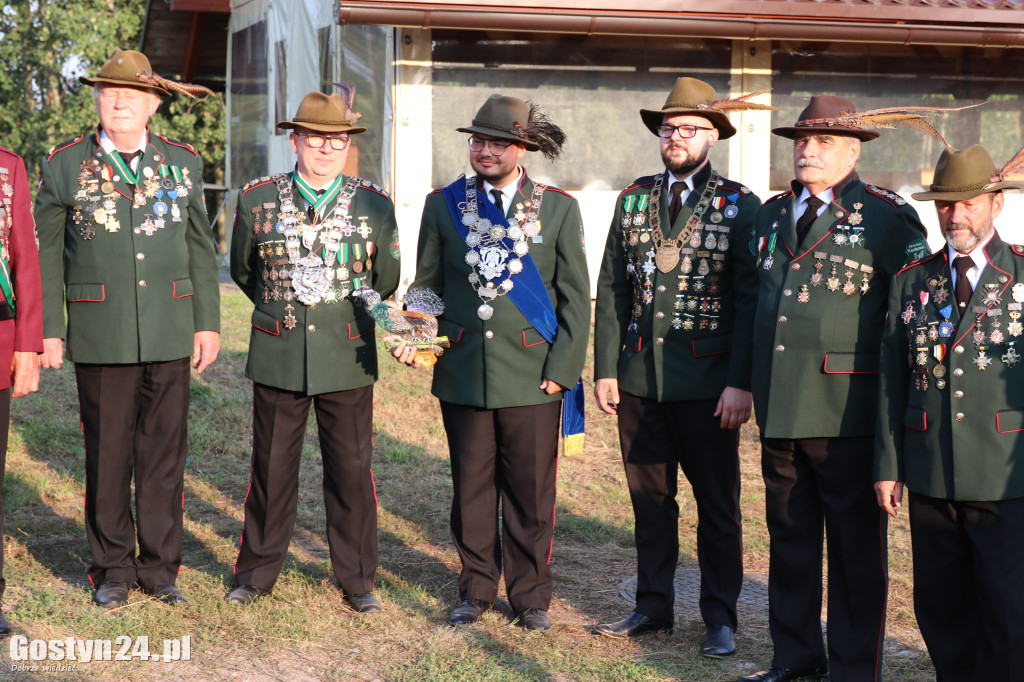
top-left (657, 124), bottom-right (714, 140)
top-left (468, 137), bottom-right (513, 155)
top-left (295, 132), bottom-right (351, 150)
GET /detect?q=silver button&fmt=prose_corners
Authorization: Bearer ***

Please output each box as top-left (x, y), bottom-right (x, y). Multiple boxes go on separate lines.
top-left (784, 289), bottom-right (792, 297)
top-left (485, 331), bottom-right (494, 339)
top-left (307, 325), bottom-right (316, 332)
top-left (954, 390), bottom-right (964, 399)
top-left (953, 368), bottom-right (964, 377)
top-left (791, 263), bottom-right (801, 271)
top-left (955, 412), bottom-right (965, 422)
top-left (776, 344), bottom-right (785, 352)
top-left (954, 345), bottom-right (965, 354)
top-left (656, 312), bottom-right (665, 319)
top-left (136, 253), bottom-right (145, 260)
top-left (656, 285), bottom-right (666, 293)
top-left (656, 337), bottom-right (664, 345)
top-left (138, 280), bottom-right (147, 287)
top-left (778, 316), bottom-right (788, 324)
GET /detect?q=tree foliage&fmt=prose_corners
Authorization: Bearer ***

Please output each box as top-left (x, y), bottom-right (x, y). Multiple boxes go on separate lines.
top-left (0, 0), bottom-right (225, 188)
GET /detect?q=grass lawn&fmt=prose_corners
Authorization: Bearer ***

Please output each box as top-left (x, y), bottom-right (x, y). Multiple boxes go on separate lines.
top-left (0, 283), bottom-right (935, 681)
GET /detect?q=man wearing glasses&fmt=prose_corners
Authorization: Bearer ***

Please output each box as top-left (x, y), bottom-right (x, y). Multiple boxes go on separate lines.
top-left (736, 97), bottom-right (927, 682)
top-left (390, 94), bottom-right (589, 630)
top-left (228, 89), bottom-right (400, 611)
top-left (593, 78), bottom-right (762, 658)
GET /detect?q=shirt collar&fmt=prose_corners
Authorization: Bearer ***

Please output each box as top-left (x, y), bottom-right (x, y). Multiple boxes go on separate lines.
top-left (482, 165), bottom-right (523, 209)
top-left (98, 129), bottom-right (147, 156)
top-left (948, 230), bottom-right (996, 273)
top-left (795, 186), bottom-right (834, 214)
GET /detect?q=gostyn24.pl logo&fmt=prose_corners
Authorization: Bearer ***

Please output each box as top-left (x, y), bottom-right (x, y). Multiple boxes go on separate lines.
top-left (9, 635), bottom-right (191, 664)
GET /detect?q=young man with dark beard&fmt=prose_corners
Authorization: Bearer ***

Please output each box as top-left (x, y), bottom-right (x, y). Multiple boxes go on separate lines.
top-left (593, 78), bottom-right (764, 658)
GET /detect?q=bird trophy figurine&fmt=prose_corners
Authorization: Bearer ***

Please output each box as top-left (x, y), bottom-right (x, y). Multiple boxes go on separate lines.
top-left (355, 287), bottom-right (450, 367)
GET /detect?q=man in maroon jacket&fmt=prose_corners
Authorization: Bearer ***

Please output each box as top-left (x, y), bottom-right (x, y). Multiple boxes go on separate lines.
top-left (0, 145), bottom-right (44, 634)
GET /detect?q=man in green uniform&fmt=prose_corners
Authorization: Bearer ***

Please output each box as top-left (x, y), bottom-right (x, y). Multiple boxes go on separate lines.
top-left (876, 144), bottom-right (1024, 681)
top-left (391, 94), bottom-right (589, 631)
top-left (35, 50), bottom-right (221, 607)
top-left (227, 89), bottom-right (399, 612)
top-left (737, 96), bottom-right (928, 682)
top-left (592, 77), bottom-right (762, 658)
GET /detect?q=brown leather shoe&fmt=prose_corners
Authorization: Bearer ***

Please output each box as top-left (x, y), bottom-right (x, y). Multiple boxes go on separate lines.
top-left (344, 593), bottom-right (382, 613)
top-left (147, 584), bottom-right (187, 605)
top-left (515, 608), bottom-right (551, 631)
top-left (447, 599), bottom-right (492, 625)
top-left (226, 584), bottom-right (269, 605)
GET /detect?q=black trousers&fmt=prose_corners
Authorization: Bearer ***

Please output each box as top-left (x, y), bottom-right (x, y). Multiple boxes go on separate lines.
top-left (909, 492), bottom-right (1024, 682)
top-left (76, 359), bottom-right (190, 589)
top-left (234, 383), bottom-right (377, 595)
top-left (760, 436), bottom-right (888, 682)
top-left (440, 400), bottom-right (561, 612)
top-left (0, 388), bottom-right (9, 602)
top-left (617, 392), bottom-right (743, 628)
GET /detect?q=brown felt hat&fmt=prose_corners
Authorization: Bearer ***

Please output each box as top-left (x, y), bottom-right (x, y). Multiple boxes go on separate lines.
top-left (457, 95), bottom-right (539, 151)
top-left (639, 78), bottom-right (736, 140)
top-left (277, 91), bottom-right (367, 135)
top-left (912, 145), bottom-right (1020, 202)
top-left (79, 49), bottom-right (171, 97)
top-left (772, 95), bottom-right (880, 141)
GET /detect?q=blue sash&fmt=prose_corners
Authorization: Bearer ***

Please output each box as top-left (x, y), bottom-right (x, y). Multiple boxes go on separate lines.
top-left (442, 175), bottom-right (585, 453)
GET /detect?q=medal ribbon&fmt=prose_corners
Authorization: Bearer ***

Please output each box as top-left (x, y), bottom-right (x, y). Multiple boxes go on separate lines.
top-left (292, 172), bottom-right (344, 217)
top-left (107, 150), bottom-right (139, 186)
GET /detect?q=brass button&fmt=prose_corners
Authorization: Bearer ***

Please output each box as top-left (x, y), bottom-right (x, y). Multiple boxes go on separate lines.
top-left (656, 312), bottom-right (665, 319)
top-left (138, 280), bottom-right (147, 287)
top-left (784, 289), bottom-right (793, 297)
top-left (656, 337), bottom-right (664, 345)
top-left (955, 412), bottom-right (965, 422)
top-left (136, 253), bottom-right (145, 260)
top-left (778, 316), bottom-right (787, 323)
top-left (656, 285), bottom-right (666, 293)
top-left (307, 325), bottom-right (316, 332)
top-left (954, 345), bottom-right (965, 354)
top-left (953, 368), bottom-right (964, 377)
top-left (485, 331), bottom-right (494, 339)
top-left (953, 390), bottom-right (964, 399)
top-left (776, 344), bottom-right (785, 352)
top-left (791, 263), bottom-right (801, 271)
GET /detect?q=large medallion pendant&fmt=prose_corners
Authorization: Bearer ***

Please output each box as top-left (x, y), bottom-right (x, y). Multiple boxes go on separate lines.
top-left (655, 244), bottom-right (680, 273)
top-left (477, 304), bottom-right (494, 320)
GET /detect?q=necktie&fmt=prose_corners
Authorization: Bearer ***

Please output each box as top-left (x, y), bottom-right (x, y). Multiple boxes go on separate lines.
top-left (953, 255), bottom-right (974, 311)
top-left (668, 180), bottom-right (686, 224)
top-left (490, 188), bottom-right (504, 216)
top-left (795, 196), bottom-right (825, 244)
top-left (118, 149), bottom-right (141, 165)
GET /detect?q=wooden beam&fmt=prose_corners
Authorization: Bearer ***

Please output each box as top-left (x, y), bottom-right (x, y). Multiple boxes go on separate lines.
top-left (170, 0), bottom-right (229, 13)
top-left (182, 12), bottom-right (205, 82)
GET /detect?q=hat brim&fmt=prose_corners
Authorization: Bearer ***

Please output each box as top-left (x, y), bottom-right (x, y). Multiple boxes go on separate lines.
top-left (456, 125), bottom-right (539, 151)
top-left (772, 125), bottom-right (879, 141)
top-left (278, 120), bottom-right (367, 135)
top-left (911, 182), bottom-right (1020, 202)
top-left (639, 108), bottom-right (736, 140)
top-left (80, 75), bottom-right (170, 97)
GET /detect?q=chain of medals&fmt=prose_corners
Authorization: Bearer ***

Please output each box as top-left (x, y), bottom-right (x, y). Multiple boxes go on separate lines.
top-left (460, 175), bottom-right (546, 321)
top-left (0, 166), bottom-right (12, 260)
top-left (277, 173), bottom-right (358, 308)
top-left (648, 171), bottom-right (720, 274)
top-left (902, 280), bottom-right (1024, 391)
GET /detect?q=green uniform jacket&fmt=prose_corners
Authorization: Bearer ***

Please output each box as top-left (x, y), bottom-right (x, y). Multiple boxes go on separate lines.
top-left (35, 129), bottom-right (220, 363)
top-left (742, 172), bottom-right (928, 439)
top-left (594, 164), bottom-right (761, 401)
top-left (876, 233), bottom-right (1024, 501)
top-left (230, 173), bottom-right (400, 395)
top-left (412, 171), bottom-right (590, 409)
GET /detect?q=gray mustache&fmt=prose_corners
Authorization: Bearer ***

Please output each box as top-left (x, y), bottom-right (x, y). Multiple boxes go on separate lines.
top-left (797, 158), bottom-right (826, 170)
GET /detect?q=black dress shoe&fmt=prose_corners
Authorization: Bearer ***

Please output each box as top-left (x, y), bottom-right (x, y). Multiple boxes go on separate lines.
top-left (515, 608), bottom-right (551, 632)
top-left (147, 585), bottom-right (187, 605)
top-left (701, 624), bottom-right (736, 658)
top-left (0, 609), bottom-right (11, 636)
top-left (737, 666), bottom-right (829, 682)
top-left (345, 593), bottom-right (382, 613)
top-left (226, 584), bottom-right (269, 605)
top-left (447, 599), bottom-right (492, 625)
top-left (93, 581), bottom-right (129, 609)
top-left (592, 611), bottom-right (672, 638)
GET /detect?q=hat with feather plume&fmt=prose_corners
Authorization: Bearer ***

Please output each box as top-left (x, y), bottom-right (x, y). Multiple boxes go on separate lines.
top-left (81, 49), bottom-right (213, 99)
top-left (912, 144), bottom-right (1023, 202)
top-left (640, 77), bottom-right (779, 140)
top-left (457, 94), bottom-right (567, 161)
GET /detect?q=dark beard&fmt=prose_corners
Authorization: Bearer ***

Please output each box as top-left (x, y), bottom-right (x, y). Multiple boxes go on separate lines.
top-left (664, 148), bottom-right (709, 178)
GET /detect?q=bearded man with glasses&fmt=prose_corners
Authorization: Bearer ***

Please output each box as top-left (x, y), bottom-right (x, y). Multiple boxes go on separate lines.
top-left (593, 77), bottom-right (765, 658)
top-left (389, 94), bottom-right (589, 631)
top-left (227, 89), bottom-right (400, 612)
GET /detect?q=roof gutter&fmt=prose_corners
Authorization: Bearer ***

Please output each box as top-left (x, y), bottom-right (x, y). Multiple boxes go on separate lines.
top-left (337, 4), bottom-right (1024, 48)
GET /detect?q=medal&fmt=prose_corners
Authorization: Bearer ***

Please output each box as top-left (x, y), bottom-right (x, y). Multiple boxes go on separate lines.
top-left (724, 204), bottom-right (738, 219)
top-left (797, 284), bottom-right (810, 303)
top-left (477, 303), bottom-right (493, 320)
top-left (1003, 342), bottom-right (1020, 367)
top-left (709, 211), bottom-right (723, 224)
top-left (975, 348), bottom-right (992, 370)
top-left (284, 304), bottom-right (297, 330)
